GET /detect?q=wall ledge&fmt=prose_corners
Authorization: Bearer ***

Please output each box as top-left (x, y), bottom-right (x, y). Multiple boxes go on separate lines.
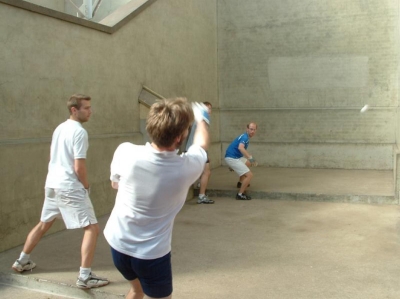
top-left (0, 0), bottom-right (157, 34)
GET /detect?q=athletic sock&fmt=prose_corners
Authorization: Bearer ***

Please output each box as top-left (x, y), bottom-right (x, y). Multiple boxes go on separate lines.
top-left (199, 194), bottom-right (205, 199)
top-left (19, 252), bottom-right (30, 265)
top-left (79, 267), bottom-right (91, 280)
top-left (238, 193), bottom-right (243, 196)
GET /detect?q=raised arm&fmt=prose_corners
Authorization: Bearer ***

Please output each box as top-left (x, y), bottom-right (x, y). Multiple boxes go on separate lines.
top-left (193, 120), bottom-right (209, 151)
top-left (192, 102), bottom-right (210, 151)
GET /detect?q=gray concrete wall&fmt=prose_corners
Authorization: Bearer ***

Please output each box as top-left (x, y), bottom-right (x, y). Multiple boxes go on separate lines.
top-left (0, 0), bottom-right (218, 252)
top-left (24, 0), bottom-right (64, 11)
top-left (218, 0), bottom-right (399, 170)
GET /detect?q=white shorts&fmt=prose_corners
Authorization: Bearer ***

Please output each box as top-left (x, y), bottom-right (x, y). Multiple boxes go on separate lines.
top-left (225, 157), bottom-right (250, 177)
top-left (41, 188), bottom-right (98, 229)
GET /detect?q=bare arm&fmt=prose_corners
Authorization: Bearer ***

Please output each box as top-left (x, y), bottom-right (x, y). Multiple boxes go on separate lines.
top-left (238, 143), bottom-right (252, 159)
top-left (74, 158), bottom-right (89, 189)
top-left (111, 181), bottom-right (119, 189)
top-left (193, 120), bottom-right (209, 151)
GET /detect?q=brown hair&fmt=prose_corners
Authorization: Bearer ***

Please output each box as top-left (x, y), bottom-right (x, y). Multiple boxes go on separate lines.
top-left (67, 94), bottom-right (91, 114)
top-left (247, 122), bottom-right (257, 129)
top-left (146, 97), bottom-right (194, 148)
top-left (203, 101), bottom-right (212, 108)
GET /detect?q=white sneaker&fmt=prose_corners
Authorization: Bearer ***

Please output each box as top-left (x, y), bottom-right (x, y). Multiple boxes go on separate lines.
top-left (197, 195), bottom-right (214, 204)
top-left (12, 260), bottom-right (36, 272)
top-left (76, 272), bottom-right (109, 289)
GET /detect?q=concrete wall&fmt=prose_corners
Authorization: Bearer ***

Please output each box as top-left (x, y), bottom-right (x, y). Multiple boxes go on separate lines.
top-left (24, 0), bottom-right (64, 11)
top-left (0, 0), bottom-right (218, 252)
top-left (218, 0), bottom-right (399, 170)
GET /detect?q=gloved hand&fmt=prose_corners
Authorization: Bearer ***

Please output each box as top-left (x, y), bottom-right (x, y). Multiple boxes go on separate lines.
top-left (192, 102), bottom-right (210, 125)
top-left (248, 156), bottom-right (258, 167)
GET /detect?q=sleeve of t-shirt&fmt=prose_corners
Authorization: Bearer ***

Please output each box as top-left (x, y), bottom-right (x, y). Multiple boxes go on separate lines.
top-left (73, 129), bottom-right (88, 159)
top-left (186, 144), bottom-right (207, 169)
top-left (238, 134), bottom-right (249, 146)
top-left (110, 143), bottom-right (124, 182)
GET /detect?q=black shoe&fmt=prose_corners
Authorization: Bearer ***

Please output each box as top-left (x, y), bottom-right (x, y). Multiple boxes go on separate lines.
top-left (237, 182), bottom-right (250, 188)
top-left (236, 193), bottom-right (251, 200)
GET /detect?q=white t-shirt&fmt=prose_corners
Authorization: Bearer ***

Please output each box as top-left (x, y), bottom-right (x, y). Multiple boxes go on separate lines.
top-left (45, 119), bottom-right (88, 189)
top-left (104, 142), bottom-right (207, 259)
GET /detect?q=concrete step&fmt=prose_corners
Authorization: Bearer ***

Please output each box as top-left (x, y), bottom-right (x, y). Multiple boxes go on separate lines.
top-left (194, 166), bottom-right (396, 204)
top-left (195, 189), bottom-right (396, 204)
top-left (0, 272), bottom-right (122, 299)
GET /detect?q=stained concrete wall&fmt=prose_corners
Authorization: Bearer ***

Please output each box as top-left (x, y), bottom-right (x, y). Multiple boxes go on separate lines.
top-left (218, 0), bottom-right (399, 170)
top-left (0, 0), bottom-right (218, 252)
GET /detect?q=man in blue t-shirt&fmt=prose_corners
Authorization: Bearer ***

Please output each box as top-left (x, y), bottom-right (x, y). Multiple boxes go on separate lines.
top-left (225, 123), bottom-right (257, 200)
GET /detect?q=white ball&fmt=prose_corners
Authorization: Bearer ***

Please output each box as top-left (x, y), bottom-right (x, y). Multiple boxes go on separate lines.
top-left (360, 104), bottom-right (369, 113)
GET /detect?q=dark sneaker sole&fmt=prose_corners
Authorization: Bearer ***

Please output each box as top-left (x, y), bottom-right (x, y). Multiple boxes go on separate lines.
top-left (237, 182), bottom-right (250, 188)
top-left (236, 194), bottom-right (251, 200)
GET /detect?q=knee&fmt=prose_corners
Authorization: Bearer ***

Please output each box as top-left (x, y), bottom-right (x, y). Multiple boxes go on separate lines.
top-left (132, 289), bottom-right (144, 298)
top-left (246, 172), bottom-right (253, 180)
top-left (38, 220), bottom-right (54, 232)
top-left (85, 223), bottom-right (100, 235)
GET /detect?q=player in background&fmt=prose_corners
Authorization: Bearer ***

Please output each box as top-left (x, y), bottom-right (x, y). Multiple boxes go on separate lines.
top-left (225, 122), bottom-right (258, 200)
top-left (185, 101), bottom-right (214, 204)
top-left (12, 94), bottom-right (109, 289)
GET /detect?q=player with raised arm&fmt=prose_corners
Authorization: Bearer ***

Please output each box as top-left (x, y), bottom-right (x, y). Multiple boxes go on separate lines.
top-left (104, 98), bottom-right (210, 299)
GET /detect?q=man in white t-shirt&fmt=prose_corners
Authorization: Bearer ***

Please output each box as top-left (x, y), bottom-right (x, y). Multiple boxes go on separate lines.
top-left (12, 94), bottom-right (108, 289)
top-left (104, 98), bottom-right (210, 299)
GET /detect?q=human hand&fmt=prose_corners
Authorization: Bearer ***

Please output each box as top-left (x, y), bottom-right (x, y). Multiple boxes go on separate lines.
top-left (248, 156), bottom-right (258, 167)
top-left (192, 102), bottom-right (210, 125)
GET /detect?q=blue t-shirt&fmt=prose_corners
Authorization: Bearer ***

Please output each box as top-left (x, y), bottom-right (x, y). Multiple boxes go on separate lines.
top-left (225, 133), bottom-right (249, 159)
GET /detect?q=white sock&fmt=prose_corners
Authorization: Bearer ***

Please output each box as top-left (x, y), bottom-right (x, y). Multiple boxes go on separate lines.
top-left (79, 267), bottom-right (91, 279)
top-left (19, 252), bottom-right (30, 265)
top-left (238, 193), bottom-right (243, 196)
top-left (199, 194), bottom-right (205, 198)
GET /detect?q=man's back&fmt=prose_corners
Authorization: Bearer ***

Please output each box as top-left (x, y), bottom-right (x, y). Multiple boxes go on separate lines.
top-left (105, 141), bottom-right (206, 259)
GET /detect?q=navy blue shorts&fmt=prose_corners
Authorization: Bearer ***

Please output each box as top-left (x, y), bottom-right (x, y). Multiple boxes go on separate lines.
top-left (110, 247), bottom-right (172, 298)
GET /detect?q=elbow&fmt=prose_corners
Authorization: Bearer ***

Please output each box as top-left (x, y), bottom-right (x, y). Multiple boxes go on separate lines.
top-left (75, 168), bottom-right (83, 178)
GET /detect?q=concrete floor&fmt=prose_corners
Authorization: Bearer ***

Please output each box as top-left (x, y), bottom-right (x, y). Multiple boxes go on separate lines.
top-left (0, 167), bottom-right (399, 299)
top-left (205, 167), bottom-right (395, 204)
